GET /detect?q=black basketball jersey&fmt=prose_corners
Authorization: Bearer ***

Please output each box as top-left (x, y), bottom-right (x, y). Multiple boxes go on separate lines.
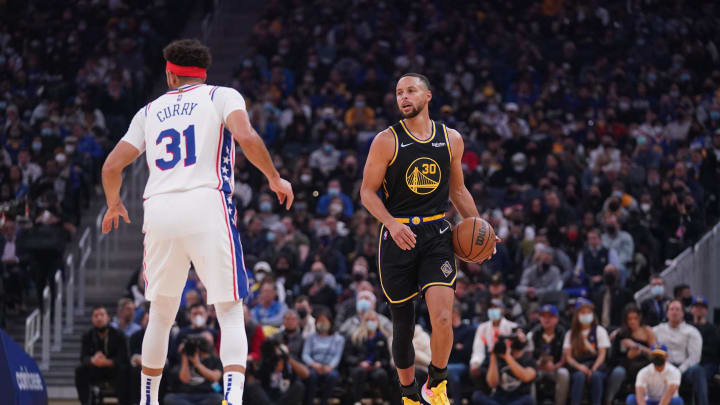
top-left (381, 119), bottom-right (452, 217)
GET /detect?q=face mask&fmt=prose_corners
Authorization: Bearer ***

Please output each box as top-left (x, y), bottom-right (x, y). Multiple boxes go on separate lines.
top-left (604, 273), bottom-right (616, 286)
top-left (487, 308), bottom-right (502, 321)
top-left (353, 272), bottom-right (365, 282)
top-left (297, 308), bottom-right (308, 319)
top-left (651, 285), bottom-right (664, 297)
top-left (355, 101), bottom-right (365, 108)
top-left (651, 356), bottom-right (666, 367)
top-left (366, 320), bottom-right (378, 332)
top-left (260, 201), bottom-right (272, 212)
top-left (32, 141), bottom-right (42, 151)
top-left (323, 144), bottom-right (333, 153)
top-left (193, 315), bottom-right (207, 328)
top-left (356, 299), bottom-right (371, 314)
top-left (670, 90), bottom-right (680, 98)
top-left (606, 224), bottom-right (618, 235)
top-left (41, 128), bottom-right (53, 136)
top-left (94, 325), bottom-right (108, 333)
top-left (329, 203), bottom-right (343, 215)
top-left (641, 203), bottom-right (651, 213)
top-left (300, 174), bottom-right (312, 184)
top-left (579, 313), bottom-right (594, 325)
top-left (567, 230), bottom-right (579, 241)
top-left (711, 111), bottom-right (720, 121)
top-left (295, 202), bottom-right (307, 211)
top-left (65, 145), bottom-right (75, 154)
top-left (647, 73), bottom-right (657, 82)
top-left (328, 187), bottom-right (340, 197)
top-left (255, 272), bottom-right (266, 283)
top-left (266, 232), bottom-right (276, 242)
top-left (513, 164), bottom-right (526, 173)
top-left (680, 73), bottom-right (690, 82)
top-left (316, 321), bottom-right (330, 333)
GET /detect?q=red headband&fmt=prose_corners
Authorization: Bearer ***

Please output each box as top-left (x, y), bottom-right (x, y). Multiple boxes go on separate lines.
top-left (166, 61), bottom-right (206, 79)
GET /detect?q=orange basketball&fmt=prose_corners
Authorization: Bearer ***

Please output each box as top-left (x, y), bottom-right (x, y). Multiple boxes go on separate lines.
top-left (452, 217), bottom-right (496, 263)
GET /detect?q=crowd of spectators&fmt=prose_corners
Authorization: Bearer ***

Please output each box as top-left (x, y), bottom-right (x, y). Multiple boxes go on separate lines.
top-left (0, 0), bottom-right (205, 326)
top-left (2, 0), bottom-right (718, 404)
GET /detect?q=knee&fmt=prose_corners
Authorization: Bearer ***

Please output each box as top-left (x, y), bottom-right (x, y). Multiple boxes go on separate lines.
top-left (431, 308), bottom-right (452, 329)
top-left (612, 366), bottom-right (627, 379)
top-left (670, 397), bottom-right (684, 405)
top-left (557, 367), bottom-right (570, 380)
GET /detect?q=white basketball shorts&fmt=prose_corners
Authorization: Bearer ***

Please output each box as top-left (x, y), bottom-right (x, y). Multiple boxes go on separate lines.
top-left (141, 187), bottom-right (248, 304)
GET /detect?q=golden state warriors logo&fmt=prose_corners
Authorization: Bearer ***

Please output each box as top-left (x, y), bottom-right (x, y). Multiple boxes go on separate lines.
top-left (405, 157), bottom-right (441, 195)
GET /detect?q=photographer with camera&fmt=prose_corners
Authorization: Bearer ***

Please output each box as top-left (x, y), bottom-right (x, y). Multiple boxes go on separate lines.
top-left (165, 331), bottom-right (224, 405)
top-left (245, 338), bottom-right (309, 405)
top-left (526, 304), bottom-right (569, 405)
top-left (472, 329), bottom-right (536, 405)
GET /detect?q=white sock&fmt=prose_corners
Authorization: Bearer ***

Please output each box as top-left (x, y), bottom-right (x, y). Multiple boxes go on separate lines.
top-left (139, 372), bottom-right (161, 405)
top-left (223, 371), bottom-right (245, 404)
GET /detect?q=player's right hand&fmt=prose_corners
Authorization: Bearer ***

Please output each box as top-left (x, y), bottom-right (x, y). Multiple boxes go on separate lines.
top-left (101, 201), bottom-right (131, 234)
top-left (387, 221), bottom-right (416, 250)
top-left (269, 177), bottom-right (294, 210)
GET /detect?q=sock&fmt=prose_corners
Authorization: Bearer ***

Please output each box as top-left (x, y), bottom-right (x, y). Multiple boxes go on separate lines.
top-left (401, 379), bottom-right (420, 401)
top-left (139, 372), bottom-right (161, 405)
top-left (428, 363), bottom-right (448, 389)
top-left (223, 371), bottom-right (245, 404)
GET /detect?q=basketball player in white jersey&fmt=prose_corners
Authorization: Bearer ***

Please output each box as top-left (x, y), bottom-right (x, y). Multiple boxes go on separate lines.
top-left (101, 39), bottom-right (293, 405)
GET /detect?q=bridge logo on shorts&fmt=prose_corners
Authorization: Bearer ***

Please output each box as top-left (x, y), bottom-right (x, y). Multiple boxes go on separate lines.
top-left (405, 157), bottom-right (441, 195)
top-left (441, 261), bottom-right (453, 278)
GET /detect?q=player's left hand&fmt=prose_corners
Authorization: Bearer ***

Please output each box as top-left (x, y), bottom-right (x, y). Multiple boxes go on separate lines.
top-left (269, 176), bottom-right (294, 210)
top-left (102, 201), bottom-right (131, 234)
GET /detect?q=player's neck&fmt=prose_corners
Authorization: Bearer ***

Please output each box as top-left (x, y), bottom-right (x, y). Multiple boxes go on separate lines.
top-left (171, 79), bottom-right (204, 90)
top-left (402, 113), bottom-right (432, 140)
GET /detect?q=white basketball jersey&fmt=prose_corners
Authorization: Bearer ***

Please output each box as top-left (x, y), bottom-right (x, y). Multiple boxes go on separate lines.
top-left (121, 84), bottom-right (246, 200)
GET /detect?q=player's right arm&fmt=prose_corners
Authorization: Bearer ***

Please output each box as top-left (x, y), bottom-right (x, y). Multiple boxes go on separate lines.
top-left (360, 130), bottom-right (416, 250)
top-left (225, 108), bottom-right (293, 210)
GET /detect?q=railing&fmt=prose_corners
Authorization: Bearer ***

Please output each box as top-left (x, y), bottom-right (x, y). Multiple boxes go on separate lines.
top-left (24, 309), bottom-right (40, 357)
top-left (40, 286), bottom-right (51, 371)
top-left (64, 255), bottom-right (74, 334)
top-left (634, 222), bottom-right (720, 323)
top-left (52, 271), bottom-right (62, 352)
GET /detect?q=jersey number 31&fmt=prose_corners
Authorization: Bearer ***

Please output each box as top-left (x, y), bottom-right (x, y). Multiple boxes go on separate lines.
top-left (155, 125), bottom-right (197, 170)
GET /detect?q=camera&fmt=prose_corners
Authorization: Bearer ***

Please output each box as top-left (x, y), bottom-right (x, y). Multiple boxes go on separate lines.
top-left (182, 335), bottom-right (207, 357)
top-left (493, 331), bottom-right (526, 355)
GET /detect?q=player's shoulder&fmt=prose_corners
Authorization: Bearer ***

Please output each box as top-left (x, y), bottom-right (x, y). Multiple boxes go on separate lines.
top-left (442, 125), bottom-right (463, 141)
top-left (207, 85), bottom-right (243, 101)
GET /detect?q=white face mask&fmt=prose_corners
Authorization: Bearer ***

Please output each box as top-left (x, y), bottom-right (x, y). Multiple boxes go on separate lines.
top-left (579, 313), bottom-right (594, 325)
top-left (193, 315), bottom-right (207, 328)
top-left (366, 320), bottom-right (378, 331)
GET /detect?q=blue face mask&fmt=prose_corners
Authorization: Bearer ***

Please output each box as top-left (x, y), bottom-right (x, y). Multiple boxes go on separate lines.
top-left (266, 232), bottom-right (276, 242)
top-left (327, 187), bottom-right (340, 197)
top-left (323, 144), bottom-right (333, 153)
top-left (260, 201), bottom-right (272, 212)
top-left (651, 285), bottom-right (664, 297)
top-left (356, 299), bottom-right (371, 314)
top-left (41, 128), bottom-right (53, 136)
top-left (487, 308), bottom-right (502, 321)
top-left (579, 313), bottom-right (594, 325)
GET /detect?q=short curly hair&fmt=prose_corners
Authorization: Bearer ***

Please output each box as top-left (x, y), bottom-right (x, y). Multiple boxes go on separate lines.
top-left (162, 39), bottom-right (212, 72)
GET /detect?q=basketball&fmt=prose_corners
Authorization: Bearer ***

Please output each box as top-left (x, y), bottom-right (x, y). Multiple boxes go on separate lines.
top-left (452, 217), bottom-right (496, 263)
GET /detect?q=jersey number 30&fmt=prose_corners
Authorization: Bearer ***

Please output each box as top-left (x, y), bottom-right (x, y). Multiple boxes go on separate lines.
top-left (155, 125), bottom-right (197, 170)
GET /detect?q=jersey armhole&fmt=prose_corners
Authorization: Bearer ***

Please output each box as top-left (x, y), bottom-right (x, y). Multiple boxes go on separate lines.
top-left (388, 126), bottom-right (399, 166)
top-left (443, 124), bottom-right (452, 161)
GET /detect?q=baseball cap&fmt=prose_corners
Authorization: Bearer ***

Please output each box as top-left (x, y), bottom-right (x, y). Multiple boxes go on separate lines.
top-left (254, 261), bottom-right (272, 274)
top-left (650, 343), bottom-right (668, 357)
top-left (691, 296), bottom-right (708, 307)
top-left (540, 304), bottom-right (559, 317)
top-left (574, 297), bottom-right (594, 311)
top-left (489, 273), bottom-right (505, 285)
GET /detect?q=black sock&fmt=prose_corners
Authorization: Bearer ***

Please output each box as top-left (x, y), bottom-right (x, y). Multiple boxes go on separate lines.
top-left (428, 363), bottom-right (448, 389)
top-left (400, 379), bottom-right (420, 401)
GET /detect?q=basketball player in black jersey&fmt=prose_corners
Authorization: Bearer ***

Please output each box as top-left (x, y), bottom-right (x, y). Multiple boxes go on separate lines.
top-left (361, 73), bottom-right (493, 405)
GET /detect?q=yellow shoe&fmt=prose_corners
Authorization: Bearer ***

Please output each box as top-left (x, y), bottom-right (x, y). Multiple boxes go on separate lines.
top-left (221, 401), bottom-right (228, 405)
top-left (402, 397), bottom-right (421, 405)
top-left (421, 379), bottom-right (450, 405)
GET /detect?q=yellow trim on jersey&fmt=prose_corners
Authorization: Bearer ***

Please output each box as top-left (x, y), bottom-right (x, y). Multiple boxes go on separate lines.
top-left (378, 224), bottom-right (419, 304)
top-left (421, 271), bottom-right (457, 291)
top-left (442, 124), bottom-right (452, 161)
top-left (388, 126), bottom-right (399, 166)
top-left (395, 213), bottom-right (445, 225)
top-left (400, 120), bottom-right (436, 143)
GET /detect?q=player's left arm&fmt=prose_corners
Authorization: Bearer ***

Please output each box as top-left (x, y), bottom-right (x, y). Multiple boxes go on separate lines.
top-left (101, 140), bottom-right (140, 233)
top-left (447, 128), bottom-right (480, 218)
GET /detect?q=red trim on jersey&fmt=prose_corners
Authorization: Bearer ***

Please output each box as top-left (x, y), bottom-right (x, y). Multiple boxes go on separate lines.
top-left (166, 84), bottom-right (204, 95)
top-left (215, 124), bottom-right (224, 189)
top-left (166, 61), bottom-right (206, 79)
top-left (219, 191), bottom-right (239, 300)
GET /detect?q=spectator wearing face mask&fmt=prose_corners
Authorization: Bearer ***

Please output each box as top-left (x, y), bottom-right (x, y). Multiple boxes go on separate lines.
top-left (301, 260), bottom-right (338, 310)
top-left (652, 300), bottom-right (707, 405)
top-left (591, 265), bottom-right (634, 329)
top-left (344, 94), bottom-right (374, 128)
top-left (338, 289), bottom-right (391, 338)
top-left (309, 138), bottom-right (341, 176)
top-left (626, 344), bottom-right (684, 405)
top-left (293, 295), bottom-right (316, 338)
top-left (470, 301), bottom-right (519, 384)
top-left (165, 332), bottom-right (224, 405)
top-left (516, 243), bottom-right (563, 303)
top-left (574, 229), bottom-right (622, 290)
top-left (601, 215), bottom-right (634, 277)
top-left (689, 297), bottom-right (720, 385)
top-left (672, 284), bottom-right (693, 322)
top-left (257, 193), bottom-right (281, 230)
top-left (641, 275), bottom-right (671, 327)
top-left (343, 310), bottom-right (392, 403)
top-left (447, 301), bottom-right (477, 405)
top-left (170, 304), bottom-right (217, 366)
top-left (564, 298), bottom-right (611, 405)
top-left (274, 310), bottom-right (306, 359)
top-left (316, 178), bottom-right (354, 218)
top-left (302, 309), bottom-right (345, 405)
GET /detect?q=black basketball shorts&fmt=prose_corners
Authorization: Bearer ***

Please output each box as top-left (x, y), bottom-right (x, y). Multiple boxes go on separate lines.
top-left (377, 219), bottom-right (458, 304)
